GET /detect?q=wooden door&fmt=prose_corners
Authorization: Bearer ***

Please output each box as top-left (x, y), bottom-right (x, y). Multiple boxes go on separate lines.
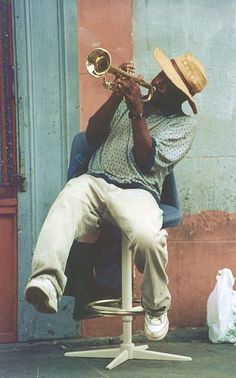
top-left (13, 0), bottom-right (79, 341)
top-left (0, 0), bottom-right (17, 343)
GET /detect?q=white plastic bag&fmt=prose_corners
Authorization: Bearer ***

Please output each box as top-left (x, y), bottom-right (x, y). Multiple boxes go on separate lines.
top-left (207, 268), bottom-right (236, 343)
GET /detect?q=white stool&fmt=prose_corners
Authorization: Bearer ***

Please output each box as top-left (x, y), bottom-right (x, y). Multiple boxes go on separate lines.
top-left (65, 233), bottom-right (192, 369)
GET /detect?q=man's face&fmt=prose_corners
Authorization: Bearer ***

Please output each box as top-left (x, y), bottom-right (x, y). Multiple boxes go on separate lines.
top-left (151, 71), bottom-right (175, 94)
top-left (150, 71), bottom-right (185, 106)
top-left (151, 71), bottom-right (166, 88)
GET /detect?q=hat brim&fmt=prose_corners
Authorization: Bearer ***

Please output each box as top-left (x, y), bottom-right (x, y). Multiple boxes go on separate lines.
top-left (154, 48), bottom-right (197, 114)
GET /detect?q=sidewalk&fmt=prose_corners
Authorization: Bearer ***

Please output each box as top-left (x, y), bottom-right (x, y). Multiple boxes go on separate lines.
top-left (0, 329), bottom-right (235, 378)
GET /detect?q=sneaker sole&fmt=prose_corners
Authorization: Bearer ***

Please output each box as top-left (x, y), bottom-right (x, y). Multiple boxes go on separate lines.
top-left (144, 319), bottom-right (169, 341)
top-left (25, 285), bottom-right (57, 314)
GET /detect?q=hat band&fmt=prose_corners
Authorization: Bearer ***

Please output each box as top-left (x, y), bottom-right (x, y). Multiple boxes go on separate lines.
top-left (171, 59), bottom-right (194, 96)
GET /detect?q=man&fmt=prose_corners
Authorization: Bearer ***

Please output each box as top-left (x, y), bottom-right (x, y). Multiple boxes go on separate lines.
top-left (25, 48), bottom-right (207, 341)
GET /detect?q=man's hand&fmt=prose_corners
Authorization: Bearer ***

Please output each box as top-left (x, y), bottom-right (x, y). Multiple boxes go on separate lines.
top-left (86, 62), bottom-right (137, 147)
top-left (112, 62), bottom-right (135, 100)
top-left (115, 76), bottom-right (144, 115)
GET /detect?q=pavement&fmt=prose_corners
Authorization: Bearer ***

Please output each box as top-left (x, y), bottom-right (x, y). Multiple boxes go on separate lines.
top-left (0, 328), bottom-right (236, 378)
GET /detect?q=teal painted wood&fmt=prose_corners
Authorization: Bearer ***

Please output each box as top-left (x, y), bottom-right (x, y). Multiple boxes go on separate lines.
top-left (13, 0), bottom-right (79, 341)
top-left (133, 0), bottom-right (236, 213)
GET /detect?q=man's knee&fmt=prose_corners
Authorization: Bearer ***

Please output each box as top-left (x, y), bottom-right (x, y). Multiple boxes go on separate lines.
top-left (59, 175), bottom-right (91, 198)
top-left (130, 227), bottom-right (168, 253)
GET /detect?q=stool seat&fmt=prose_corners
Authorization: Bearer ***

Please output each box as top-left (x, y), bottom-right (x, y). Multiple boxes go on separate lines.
top-left (161, 204), bottom-right (181, 228)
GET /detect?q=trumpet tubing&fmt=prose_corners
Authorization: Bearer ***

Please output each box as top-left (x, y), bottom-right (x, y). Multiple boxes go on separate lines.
top-left (86, 47), bottom-right (156, 102)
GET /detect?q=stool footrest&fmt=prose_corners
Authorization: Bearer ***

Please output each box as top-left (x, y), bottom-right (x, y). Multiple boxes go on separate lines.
top-left (87, 298), bottom-right (145, 316)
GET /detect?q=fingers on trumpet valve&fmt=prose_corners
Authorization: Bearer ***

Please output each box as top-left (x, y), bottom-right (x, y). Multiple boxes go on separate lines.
top-left (119, 61), bottom-right (135, 74)
top-left (113, 78), bottom-right (123, 91)
top-left (115, 79), bottom-right (124, 90)
top-left (126, 61), bottom-right (135, 74)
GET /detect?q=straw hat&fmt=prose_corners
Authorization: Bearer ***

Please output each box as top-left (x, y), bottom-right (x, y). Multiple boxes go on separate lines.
top-left (154, 48), bottom-right (207, 114)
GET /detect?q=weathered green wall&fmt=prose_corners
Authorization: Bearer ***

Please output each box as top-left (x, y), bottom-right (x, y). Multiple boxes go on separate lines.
top-left (133, 0), bottom-right (236, 213)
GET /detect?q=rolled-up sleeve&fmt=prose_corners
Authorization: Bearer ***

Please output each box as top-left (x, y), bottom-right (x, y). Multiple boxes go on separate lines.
top-left (151, 117), bottom-right (197, 172)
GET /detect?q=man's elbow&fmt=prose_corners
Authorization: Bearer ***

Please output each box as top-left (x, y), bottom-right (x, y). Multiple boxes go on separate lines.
top-left (134, 155), bottom-right (151, 174)
top-left (86, 125), bottom-right (109, 149)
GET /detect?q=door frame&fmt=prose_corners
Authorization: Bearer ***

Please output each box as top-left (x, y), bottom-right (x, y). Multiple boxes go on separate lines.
top-left (0, 0), bottom-right (17, 343)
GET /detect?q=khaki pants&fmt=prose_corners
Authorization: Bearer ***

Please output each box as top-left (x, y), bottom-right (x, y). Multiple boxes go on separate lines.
top-left (30, 174), bottom-right (171, 315)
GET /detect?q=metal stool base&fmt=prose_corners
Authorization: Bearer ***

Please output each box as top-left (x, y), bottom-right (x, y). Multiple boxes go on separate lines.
top-left (65, 343), bottom-right (191, 370)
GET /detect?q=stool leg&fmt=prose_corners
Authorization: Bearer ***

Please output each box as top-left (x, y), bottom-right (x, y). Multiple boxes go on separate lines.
top-left (65, 233), bottom-right (192, 369)
top-left (120, 234), bottom-right (134, 348)
top-left (106, 349), bottom-right (129, 369)
top-left (105, 236), bottom-right (135, 369)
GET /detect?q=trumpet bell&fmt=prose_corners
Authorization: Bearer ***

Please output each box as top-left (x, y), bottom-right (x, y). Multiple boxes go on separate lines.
top-left (86, 48), bottom-right (111, 78)
top-left (86, 47), bottom-right (156, 102)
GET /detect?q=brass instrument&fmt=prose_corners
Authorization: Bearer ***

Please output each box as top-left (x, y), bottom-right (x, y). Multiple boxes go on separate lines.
top-left (86, 47), bottom-right (156, 102)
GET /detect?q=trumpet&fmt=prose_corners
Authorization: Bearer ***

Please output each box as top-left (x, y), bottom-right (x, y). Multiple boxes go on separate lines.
top-left (86, 47), bottom-right (156, 102)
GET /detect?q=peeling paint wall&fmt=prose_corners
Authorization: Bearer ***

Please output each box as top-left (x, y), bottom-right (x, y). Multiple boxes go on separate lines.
top-left (77, 0), bottom-right (133, 130)
top-left (133, 0), bottom-right (236, 213)
top-left (132, 0), bottom-right (236, 328)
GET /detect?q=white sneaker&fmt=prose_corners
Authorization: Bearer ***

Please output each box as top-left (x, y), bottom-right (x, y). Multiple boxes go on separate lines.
top-left (144, 312), bottom-right (169, 341)
top-left (24, 276), bottom-right (58, 314)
